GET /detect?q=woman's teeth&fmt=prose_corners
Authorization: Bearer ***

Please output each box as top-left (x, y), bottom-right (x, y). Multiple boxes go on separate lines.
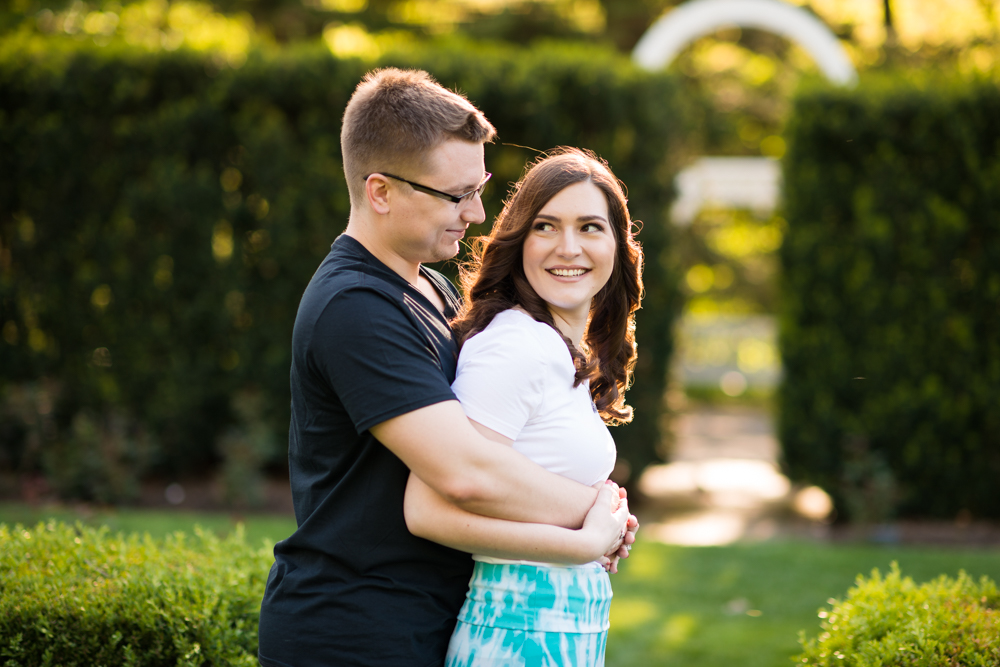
top-left (548, 268), bottom-right (587, 277)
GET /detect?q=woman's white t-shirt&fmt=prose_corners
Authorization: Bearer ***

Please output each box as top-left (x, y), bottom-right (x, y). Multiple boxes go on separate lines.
top-left (451, 309), bottom-right (617, 564)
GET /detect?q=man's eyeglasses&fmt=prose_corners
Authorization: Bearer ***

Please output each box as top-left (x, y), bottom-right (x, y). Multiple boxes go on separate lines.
top-left (364, 172), bottom-right (492, 206)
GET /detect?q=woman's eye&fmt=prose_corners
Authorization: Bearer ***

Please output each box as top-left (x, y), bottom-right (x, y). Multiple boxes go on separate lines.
top-left (532, 221), bottom-right (555, 231)
top-left (582, 222), bottom-right (605, 233)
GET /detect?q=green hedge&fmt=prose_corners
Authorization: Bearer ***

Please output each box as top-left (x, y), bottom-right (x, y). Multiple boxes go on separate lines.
top-left (779, 74), bottom-right (1000, 520)
top-left (0, 521), bottom-right (270, 665)
top-left (797, 564), bottom-right (999, 665)
top-left (0, 38), bottom-right (693, 499)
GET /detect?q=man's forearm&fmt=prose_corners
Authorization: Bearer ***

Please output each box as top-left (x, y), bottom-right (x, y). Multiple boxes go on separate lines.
top-left (371, 400), bottom-right (598, 528)
top-left (455, 443), bottom-right (598, 527)
top-left (404, 473), bottom-right (610, 560)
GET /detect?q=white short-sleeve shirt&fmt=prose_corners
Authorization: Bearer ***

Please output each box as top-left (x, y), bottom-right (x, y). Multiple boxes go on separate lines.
top-left (452, 308), bottom-right (616, 489)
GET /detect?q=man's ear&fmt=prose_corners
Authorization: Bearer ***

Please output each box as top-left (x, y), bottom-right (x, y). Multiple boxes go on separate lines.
top-left (365, 174), bottom-right (392, 215)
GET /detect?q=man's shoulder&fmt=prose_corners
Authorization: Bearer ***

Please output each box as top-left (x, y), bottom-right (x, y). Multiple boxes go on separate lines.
top-left (299, 244), bottom-right (406, 319)
top-left (318, 239), bottom-right (405, 294)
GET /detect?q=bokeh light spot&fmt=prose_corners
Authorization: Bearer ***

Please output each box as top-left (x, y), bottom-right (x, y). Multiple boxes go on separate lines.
top-left (91, 285), bottom-right (113, 310)
top-left (213, 221), bottom-right (234, 262)
top-left (760, 135), bottom-right (786, 159)
top-left (720, 370), bottom-right (747, 396)
top-left (686, 264), bottom-right (714, 293)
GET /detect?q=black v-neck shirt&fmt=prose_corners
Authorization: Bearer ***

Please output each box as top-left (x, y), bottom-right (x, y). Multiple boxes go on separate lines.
top-left (259, 234), bottom-right (473, 667)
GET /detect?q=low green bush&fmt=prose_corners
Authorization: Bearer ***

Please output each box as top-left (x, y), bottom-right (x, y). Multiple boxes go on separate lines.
top-left (797, 564), bottom-right (1000, 666)
top-left (0, 521), bottom-right (271, 666)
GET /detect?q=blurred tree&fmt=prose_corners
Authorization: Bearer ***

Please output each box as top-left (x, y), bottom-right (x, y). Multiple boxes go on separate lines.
top-left (8, 0), bottom-right (997, 80)
top-left (2, 0), bottom-right (621, 43)
top-left (675, 208), bottom-right (786, 318)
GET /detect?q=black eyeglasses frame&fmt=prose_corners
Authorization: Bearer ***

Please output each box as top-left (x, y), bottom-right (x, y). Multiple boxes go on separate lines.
top-left (363, 172), bottom-right (492, 205)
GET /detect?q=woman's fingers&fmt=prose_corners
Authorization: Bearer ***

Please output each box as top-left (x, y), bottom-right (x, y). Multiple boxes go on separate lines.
top-left (604, 480), bottom-right (622, 511)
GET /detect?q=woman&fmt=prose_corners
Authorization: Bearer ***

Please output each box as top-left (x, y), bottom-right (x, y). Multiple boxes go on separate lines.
top-left (404, 147), bottom-right (643, 666)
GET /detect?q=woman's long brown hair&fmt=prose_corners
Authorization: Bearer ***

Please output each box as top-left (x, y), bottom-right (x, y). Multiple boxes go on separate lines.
top-left (451, 147), bottom-right (644, 425)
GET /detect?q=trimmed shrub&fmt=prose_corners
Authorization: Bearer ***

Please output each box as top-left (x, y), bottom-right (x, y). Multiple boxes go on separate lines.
top-left (0, 38), bottom-right (694, 496)
top-left (0, 521), bottom-right (271, 665)
top-left (796, 564), bottom-right (1000, 666)
top-left (779, 74), bottom-right (1000, 520)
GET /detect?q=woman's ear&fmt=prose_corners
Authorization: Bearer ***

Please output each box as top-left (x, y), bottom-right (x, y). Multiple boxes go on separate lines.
top-left (365, 174), bottom-right (392, 215)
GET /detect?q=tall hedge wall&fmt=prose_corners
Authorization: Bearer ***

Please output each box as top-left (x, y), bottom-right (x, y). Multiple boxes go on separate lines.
top-left (779, 74), bottom-right (1000, 520)
top-left (0, 39), bottom-right (691, 500)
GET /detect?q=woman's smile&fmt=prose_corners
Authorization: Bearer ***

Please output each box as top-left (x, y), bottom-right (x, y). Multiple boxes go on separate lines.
top-left (547, 267), bottom-right (590, 278)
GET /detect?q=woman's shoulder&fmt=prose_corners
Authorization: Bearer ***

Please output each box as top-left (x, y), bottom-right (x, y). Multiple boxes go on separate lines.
top-left (481, 309), bottom-right (564, 348)
top-left (461, 309), bottom-right (564, 363)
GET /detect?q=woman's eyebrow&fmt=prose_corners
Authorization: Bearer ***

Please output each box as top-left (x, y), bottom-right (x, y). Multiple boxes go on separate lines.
top-left (533, 213), bottom-right (608, 222)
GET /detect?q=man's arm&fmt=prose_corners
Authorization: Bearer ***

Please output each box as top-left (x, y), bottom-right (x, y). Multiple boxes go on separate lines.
top-left (370, 400), bottom-right (598, 527)
top-left (404, 473), bottom-right (628, 565)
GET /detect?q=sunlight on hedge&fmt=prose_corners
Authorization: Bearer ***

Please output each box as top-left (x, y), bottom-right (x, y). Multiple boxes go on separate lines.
top-left (322, 22), bottom-right (380, 59)
top-left (383, 0), bottom-right (605, 34)
top-left (35, 0), bottom-right (256, 66)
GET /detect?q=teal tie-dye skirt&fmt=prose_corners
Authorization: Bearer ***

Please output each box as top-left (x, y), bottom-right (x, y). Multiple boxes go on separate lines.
top-left (445, 560), bottom-right (613, 666)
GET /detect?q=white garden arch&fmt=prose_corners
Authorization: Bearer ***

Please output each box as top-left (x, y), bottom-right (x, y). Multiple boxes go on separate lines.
top-left (631, 1), bottom-right (859, 400)
top-left (632, 0), bottom-right (858, 219)
top-left (633, 0), bottom-right (857, 86)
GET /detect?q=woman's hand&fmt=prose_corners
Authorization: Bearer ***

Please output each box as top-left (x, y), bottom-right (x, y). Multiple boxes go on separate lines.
top-left (582, 481), bottom-right (630, 570)
top-left (589, 482), bottom-right (640, 574)
top-left (604, 515), bottom-right (639, 573)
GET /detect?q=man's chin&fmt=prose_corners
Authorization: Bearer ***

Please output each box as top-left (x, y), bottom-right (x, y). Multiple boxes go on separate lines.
top-left (426, 243), bottom-right (461, 264)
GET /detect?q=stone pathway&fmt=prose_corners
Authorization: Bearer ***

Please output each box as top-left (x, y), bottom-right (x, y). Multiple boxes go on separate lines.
top-left (636, 405), bottom-right (1000, 547)
top-left (636, 405), bottom-right (832, 546)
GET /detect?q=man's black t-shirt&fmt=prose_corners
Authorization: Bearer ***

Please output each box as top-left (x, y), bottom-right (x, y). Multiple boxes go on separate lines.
top-left (258, 234), bottom-right (474, 667)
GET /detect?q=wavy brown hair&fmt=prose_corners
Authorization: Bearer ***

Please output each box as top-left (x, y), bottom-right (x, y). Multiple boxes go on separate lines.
top-left (451, 147), bottom-right (644, 425)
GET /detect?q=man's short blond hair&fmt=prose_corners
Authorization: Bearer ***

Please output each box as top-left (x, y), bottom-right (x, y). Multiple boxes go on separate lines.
top-left (340, 68), bottom-right (496, 206)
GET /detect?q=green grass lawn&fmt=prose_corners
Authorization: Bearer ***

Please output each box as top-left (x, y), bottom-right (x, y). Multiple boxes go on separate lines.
top-left (3, 502), bottom-right (998, 666)
top-left (608, 539), bottom-right (1000, 667)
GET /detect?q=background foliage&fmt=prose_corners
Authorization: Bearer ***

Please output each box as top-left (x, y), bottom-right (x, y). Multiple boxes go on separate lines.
top-left (778, 73), bottom-right (1000, 521)
top-left (5, 515), bottom-right (1000, 667)
top-left (796, 564), bottom-right (999, 665)
top-left (0, 521), bottom-right (269, 665)
top-left (0, 38), bottom-right (695, 500)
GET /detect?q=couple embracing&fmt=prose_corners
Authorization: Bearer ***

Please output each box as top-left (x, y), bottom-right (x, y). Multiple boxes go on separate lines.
top-left (258, 67), bottom-right (644, 667)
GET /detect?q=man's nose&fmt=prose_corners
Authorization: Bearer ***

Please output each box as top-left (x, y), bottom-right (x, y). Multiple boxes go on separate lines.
top-left (460, 193), bottom-right (486, 225)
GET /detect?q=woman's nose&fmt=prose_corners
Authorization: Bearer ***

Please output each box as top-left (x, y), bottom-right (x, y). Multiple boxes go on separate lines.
top-left (556, 230), bottom-right (581, 257)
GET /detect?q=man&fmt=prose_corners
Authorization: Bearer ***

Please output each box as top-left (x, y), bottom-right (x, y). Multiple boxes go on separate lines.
top-left (258, 68), bottom-right (631, 667)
